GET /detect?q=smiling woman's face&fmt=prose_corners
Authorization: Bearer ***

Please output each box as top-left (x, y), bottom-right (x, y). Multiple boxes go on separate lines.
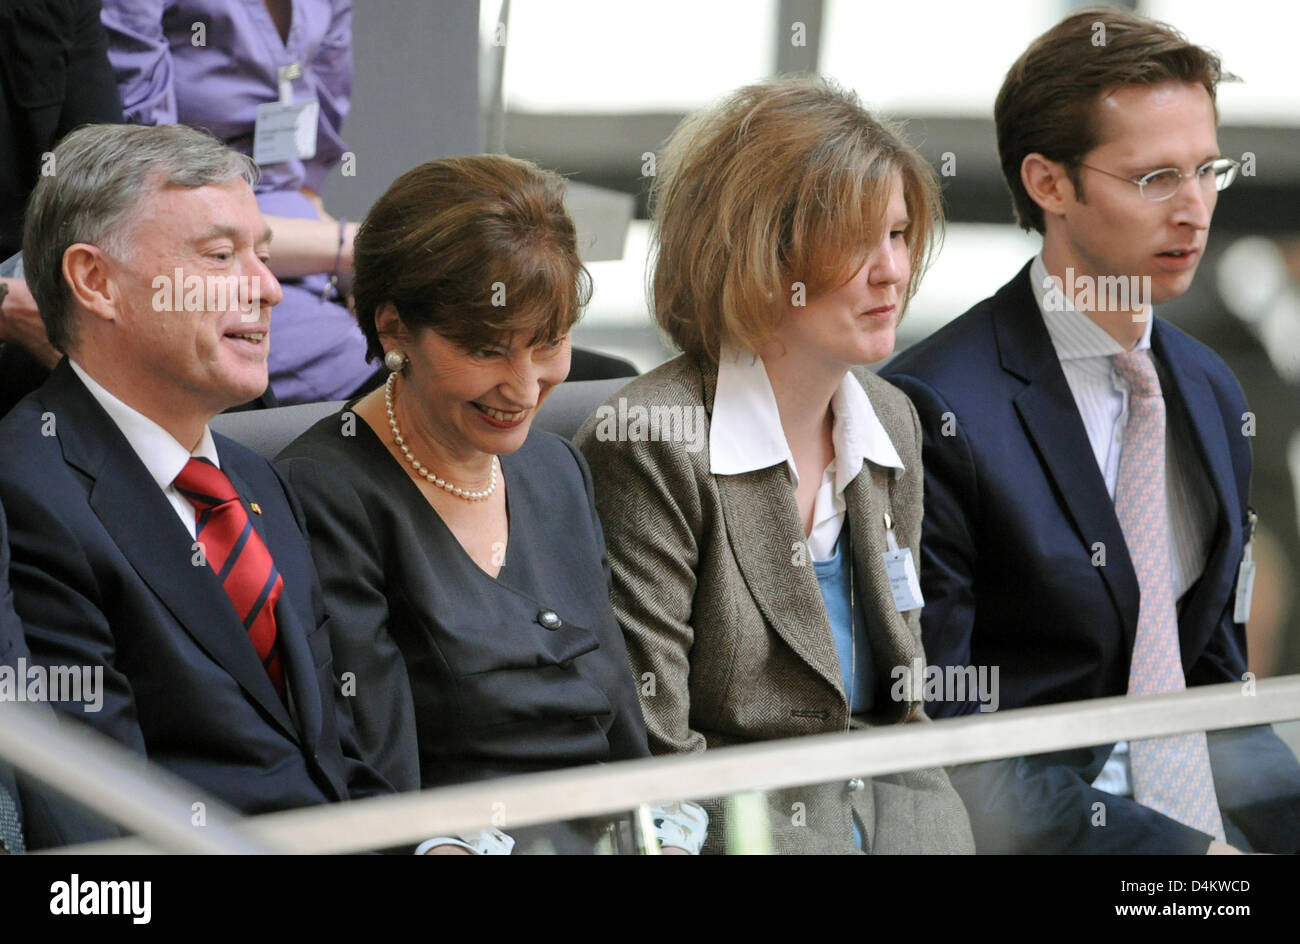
top-left (395, 325), bottom-right (572, 462)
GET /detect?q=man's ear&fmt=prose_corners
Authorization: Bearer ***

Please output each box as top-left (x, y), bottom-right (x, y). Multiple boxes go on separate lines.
top-left (62, 243), bottom-right (120, 326)
top-left (1021, 153), bottom-right (1078, 221)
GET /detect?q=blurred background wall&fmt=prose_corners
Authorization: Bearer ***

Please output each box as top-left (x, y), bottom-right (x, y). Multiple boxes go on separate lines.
top-left (319, 0), bottom-right (481, 220)
top-left (326, 0), bottom-right (1300, 675)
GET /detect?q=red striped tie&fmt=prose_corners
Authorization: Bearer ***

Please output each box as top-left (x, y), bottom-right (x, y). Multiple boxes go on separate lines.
top-left (174, 457), bottom-right (285, 697)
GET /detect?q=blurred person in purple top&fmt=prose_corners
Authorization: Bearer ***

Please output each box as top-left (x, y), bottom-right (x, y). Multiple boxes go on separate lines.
top-left (102, 0), bottom-right (376, 404)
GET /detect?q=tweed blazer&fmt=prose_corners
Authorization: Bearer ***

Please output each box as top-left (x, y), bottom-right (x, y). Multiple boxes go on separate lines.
top-left (575, 354), bottom-right (974, 854)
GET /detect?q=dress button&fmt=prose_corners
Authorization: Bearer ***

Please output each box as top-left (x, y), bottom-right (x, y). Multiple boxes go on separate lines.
top-left (538, 610), bottom-right (563, 630)
top-left (845, 777), bottom-right (865, 792)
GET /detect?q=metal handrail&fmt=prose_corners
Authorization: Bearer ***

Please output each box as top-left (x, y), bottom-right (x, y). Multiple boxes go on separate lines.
top-left (24, 675), bottom-right (1296, 855)
top-left (0, 699), bottom-right (271, 853)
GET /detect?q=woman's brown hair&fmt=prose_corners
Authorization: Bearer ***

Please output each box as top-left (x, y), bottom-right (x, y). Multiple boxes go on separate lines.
top-left (352, 154), bottom-right (592, 360)
top-left (650, 75), bottom-right (942, 363)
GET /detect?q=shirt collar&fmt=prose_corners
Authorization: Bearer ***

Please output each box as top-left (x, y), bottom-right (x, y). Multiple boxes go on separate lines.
top-left (1030, 253), bottom-right (1153, 363)
top-left (69, 360), bottom-right (220, 492)
top-left (709, 341), bottom-right (904, 492)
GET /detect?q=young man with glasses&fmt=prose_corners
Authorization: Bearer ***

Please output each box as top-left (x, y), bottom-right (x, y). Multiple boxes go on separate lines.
top-left (883, 8), bottom-right (1300, 853)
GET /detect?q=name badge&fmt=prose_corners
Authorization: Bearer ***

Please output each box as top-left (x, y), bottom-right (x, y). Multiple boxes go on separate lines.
top-left (1233, 561), bottom-right (1256, 624)
top-left (1233, 507), bottom-right (1258, 624)
top-left (882, 513), bottom-right (924, 612)
top-left (253, 100), bottom-right (318, 164)
top-left (253, 62), bottom-right (317, 165)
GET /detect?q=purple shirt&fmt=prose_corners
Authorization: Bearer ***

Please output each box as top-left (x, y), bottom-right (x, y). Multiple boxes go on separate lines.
top-left (102, 0), bottom-right (374, 404)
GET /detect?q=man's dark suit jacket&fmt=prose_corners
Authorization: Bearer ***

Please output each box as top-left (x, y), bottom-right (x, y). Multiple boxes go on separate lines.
top-left (882, 261), bottom-right (1300, 854)
top-left (0, 361), bottom-right (392, 838)
top-left (0, 496), bottom-right (33, 853)
top-left (0, 502), bottom-right (24, 853)
top-left (1, 498), bottom-right (116, 849)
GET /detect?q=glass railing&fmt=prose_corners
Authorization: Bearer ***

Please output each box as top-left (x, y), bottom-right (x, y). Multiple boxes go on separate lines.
top-left (5, 675), bottom-right (1296, 854)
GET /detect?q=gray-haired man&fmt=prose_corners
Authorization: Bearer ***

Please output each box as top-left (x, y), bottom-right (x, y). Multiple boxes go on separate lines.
top-left (0, 124), bottom-right (402, 845)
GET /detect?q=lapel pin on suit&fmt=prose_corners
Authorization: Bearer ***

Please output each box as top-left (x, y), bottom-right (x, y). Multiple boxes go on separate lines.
top-left (249, 502), bottom-right (262, 515)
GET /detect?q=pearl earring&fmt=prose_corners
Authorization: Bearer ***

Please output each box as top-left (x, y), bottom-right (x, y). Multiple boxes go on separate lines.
top-left (384, 350), bottom-right (408, 372)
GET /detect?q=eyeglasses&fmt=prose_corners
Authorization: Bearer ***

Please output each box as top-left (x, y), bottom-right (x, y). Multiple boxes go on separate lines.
top-left (1074, 157), bottom-right (1241, 201)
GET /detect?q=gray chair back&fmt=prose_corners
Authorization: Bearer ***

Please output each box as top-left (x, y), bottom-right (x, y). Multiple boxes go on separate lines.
top-left (532, 377), bottom-right (628, 440)
top-left (210, 400), bottom-right (342, 459)
top-left (210, 377), bottom-right (632, 460)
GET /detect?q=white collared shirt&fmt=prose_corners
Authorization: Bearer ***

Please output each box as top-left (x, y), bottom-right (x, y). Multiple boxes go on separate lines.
top-left (710, 342), bottom-right (904, 560)
top-left (1029, 255), bottom-right (1216, 799)
top-left (69, 360), bottom-right (220, 539)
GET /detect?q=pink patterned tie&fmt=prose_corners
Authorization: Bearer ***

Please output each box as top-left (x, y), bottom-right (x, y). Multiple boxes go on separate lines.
top-left (1112, 349), bottom-right (1225, 841)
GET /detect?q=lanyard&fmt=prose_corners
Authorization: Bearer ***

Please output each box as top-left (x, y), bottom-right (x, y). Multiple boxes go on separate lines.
top-left (846, 521), bottom-right (856, 729)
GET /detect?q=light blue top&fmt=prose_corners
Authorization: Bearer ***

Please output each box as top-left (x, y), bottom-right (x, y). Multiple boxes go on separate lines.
top-left (813, 522), bottom-right (874, 848)
top-left (813, 523), bottom-right (874, 714)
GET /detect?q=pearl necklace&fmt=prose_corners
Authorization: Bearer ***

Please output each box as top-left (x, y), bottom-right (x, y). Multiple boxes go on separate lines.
top-left (385, 372), bottom-right (498, 502)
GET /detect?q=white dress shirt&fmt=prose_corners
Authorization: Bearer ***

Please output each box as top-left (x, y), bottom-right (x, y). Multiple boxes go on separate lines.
top-left (711, 341), bottom-right (905, 560)
top-left (1029, 255), bottom-right (1216, 797)
top-left (69, 360), bottom-right (220, 538)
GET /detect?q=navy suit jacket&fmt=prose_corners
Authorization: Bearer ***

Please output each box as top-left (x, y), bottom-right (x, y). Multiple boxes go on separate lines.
top-left (0, 501), bottom-right (22, 852)
top-left (1, 498), bottom-right (119, 849)
top-left (882, 262), bottom-right (1300, 853)
top-left (0, 361), bottom-right (392, 839)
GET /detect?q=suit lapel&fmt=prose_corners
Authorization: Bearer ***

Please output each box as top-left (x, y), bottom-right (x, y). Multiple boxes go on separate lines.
top-left (46, 364), bottom-right (300, 740)
top-left (994, 267), bottom-right (1140, 641)
top-left (1152, 324), bottom-right (1236, 530)
top-left (702, 367), bottom-right (846, 699)
top-left (715, 469), bottom-right (846, 698)
top-left (1151, 323), bottom-right (1239, 659)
